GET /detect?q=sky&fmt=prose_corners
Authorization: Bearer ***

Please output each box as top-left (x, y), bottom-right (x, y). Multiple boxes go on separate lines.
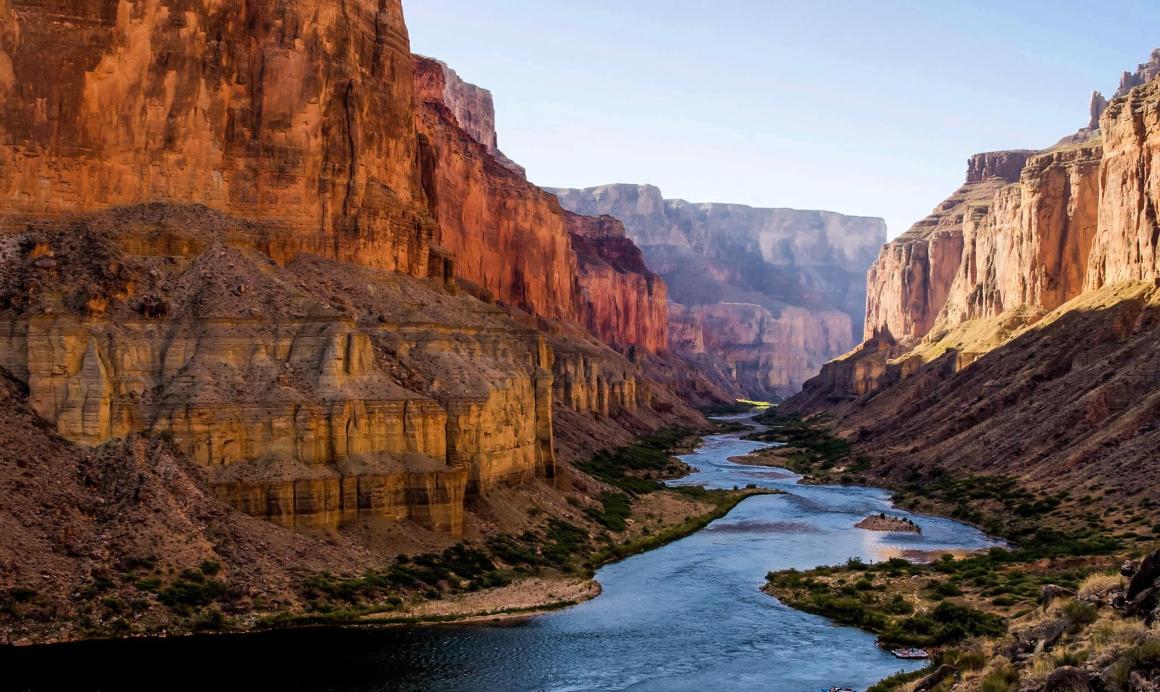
top-left (406, 1), bottom-right (1160, 239)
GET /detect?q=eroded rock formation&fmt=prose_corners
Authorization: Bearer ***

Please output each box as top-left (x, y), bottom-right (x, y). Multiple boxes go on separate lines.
top-left (552, 184), bottom-right (885, 399)
top-left (0, 207), bottom-right (561, 535)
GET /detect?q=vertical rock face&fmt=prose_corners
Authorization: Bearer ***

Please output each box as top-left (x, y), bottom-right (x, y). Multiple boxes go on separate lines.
top-left (1087, 80), bottom-right (1160, 288)
top-left (1114, 49), bottom-right (1160, 99)
top-left (565, 213), bottom-right (668, 354)
top-left (938, 143), bottom-right (1103, 327)
top-left (864, 151), bottom-right (1032, 343)
top-left (552, 183), bottom-right (885, 399)
top-left (0, 0), bottom-right (433, 276)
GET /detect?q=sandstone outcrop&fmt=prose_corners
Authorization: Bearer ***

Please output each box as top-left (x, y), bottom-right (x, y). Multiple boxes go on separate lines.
top-left (552, 184), bottom-right (885, 399)
top-left (864, 151), bottom-right (1032, 343)
top-left (0, 207), bottom-right (563, 535)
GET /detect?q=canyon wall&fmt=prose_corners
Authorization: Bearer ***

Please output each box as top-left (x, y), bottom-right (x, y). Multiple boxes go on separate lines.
top-left (552, 184), bottom-right (885, 399)
top-left (786, 52), bottom-right (1160, 503)
top-left (0, 0), bottom-right (433, 277)
top-left (863, 151), bottom-right (1032, 343)
top-left (0, 0), bottom-right (704, 543)
top-left (411, 57), bottom-right (669, 355)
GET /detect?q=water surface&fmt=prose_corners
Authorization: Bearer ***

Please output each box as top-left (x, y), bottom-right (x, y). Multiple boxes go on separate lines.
top-left (2, 415), bottom-right (998, 692)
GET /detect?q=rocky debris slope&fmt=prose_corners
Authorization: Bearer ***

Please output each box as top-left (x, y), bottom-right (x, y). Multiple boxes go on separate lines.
top-left (551, 184), bottom-right (885, 399)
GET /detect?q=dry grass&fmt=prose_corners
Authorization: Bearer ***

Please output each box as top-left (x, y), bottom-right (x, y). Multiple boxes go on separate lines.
top-left (1078, 573), bottom-right (1123, 600)
top-left (1089, 614), bottom-right (1149, 654)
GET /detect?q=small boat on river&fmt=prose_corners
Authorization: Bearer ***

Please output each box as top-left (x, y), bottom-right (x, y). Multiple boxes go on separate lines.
top-left (891, 647), bottom-right (930, 659)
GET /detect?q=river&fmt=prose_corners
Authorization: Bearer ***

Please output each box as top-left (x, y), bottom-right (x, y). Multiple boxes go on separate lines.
top-left (2, 415), bottom-right (999, 692)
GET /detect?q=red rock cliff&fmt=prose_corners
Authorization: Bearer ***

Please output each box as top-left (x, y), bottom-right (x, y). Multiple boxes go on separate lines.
top-left (565, 212), bottom-right (668, 353)
top-left (411, 56), bottom-right (669, 354)
top-left (793, 52), bottom-right (1160, 411)
top-left (1088, 80), bottom-right (1160, 288)
top-left (0, 0), bottom-right (432, 276)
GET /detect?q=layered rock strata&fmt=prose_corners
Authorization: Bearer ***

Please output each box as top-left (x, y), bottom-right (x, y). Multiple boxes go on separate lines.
top-left (0, 207), bottom-right (563, 535)
top-left (552, 184), bottom-right (885, 399)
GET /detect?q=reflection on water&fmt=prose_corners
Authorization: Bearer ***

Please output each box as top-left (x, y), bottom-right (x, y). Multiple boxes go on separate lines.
top-left (2, 414), bottom-right (1000, 692)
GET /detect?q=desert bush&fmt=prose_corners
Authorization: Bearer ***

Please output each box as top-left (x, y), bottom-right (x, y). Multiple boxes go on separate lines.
top-left (980, 665), bottom-right (1019, 692)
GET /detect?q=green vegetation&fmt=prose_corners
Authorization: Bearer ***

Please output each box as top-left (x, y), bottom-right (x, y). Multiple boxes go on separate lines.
top-left (866, 667), bottom-right (932, 692)
top-left (1105, 639), bottom-right (1160, 690)
top-left (575, 427), bottom-right (695, 494)
top-left (767, 565), bottom-right (1005, 647)
top-left (157, 566), bottom-right (228, 615)
top-left (586, 492), bottom-right (632, 531)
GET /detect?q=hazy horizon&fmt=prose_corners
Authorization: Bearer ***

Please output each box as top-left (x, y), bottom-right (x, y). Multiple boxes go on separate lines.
top-left (407, 0), bottom-right (1160, 239)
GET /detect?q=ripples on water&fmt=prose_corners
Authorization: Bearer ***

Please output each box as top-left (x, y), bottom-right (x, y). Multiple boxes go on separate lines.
top-left (2, 414), bottom-right (1000, 692)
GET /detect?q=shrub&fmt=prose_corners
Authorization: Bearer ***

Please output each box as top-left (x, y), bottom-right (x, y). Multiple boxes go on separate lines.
top-left (1062, 600), bottom-right (1098, 632)
top-left (158, 574), bottom-right (227, 612)
top-left (980, 665), bottom-right (1019, 692)
top-left (1105, 639), bottom-right (1160, 691)
top-left (1078, 573), bottom-right (1123, 600)
top-left (586, 492), bottom-right (633, 531)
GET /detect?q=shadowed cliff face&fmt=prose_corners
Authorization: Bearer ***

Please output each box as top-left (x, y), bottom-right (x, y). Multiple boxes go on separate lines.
top-left (551, 184), bottom-right (886, 399)
top-left (787, 54), bottom-right (1160, 506)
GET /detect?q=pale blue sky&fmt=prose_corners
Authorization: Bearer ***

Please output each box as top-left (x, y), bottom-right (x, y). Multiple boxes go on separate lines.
top-left (406, 1), bottom-right (1159, 238)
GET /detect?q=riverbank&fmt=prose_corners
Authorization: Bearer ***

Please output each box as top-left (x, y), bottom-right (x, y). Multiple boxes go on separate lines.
top-left (750, 411), bottom-right (1160, 691)
top-left (3, 423), bottom-right (780, 646)
top-left (354, 484), bottom-right (780, 628)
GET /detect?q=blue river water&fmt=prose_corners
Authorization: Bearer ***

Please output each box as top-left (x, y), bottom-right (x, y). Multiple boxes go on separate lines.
top-left (1, 415), bottom-right (999, 692)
